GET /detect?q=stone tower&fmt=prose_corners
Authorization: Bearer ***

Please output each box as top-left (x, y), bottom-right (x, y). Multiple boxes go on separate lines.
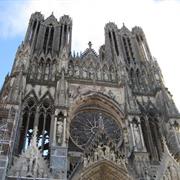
top-left (0, 12), bottom-right (180, 180)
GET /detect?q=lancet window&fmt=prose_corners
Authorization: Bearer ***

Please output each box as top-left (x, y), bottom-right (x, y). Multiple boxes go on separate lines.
top-left (122, 35), bottom-right (135, 65)
top-left (18, 97), bottom-right (53, 158)
top-left (47, 26), bottom-right (54, 53)
top-left (140, 115), bottom-right (163, 161)
top-left (136, 34), bottom-right (149, 61)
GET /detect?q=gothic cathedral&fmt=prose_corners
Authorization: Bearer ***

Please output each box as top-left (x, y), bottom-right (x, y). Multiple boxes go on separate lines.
top-left (0, 12), bottom-right (180, 180)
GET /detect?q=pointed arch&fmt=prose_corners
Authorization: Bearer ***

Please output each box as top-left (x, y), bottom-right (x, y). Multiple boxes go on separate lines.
top-left (37, 98), bottom-right (53, 157)
top-left (18, 96), bottom-right (37, 153)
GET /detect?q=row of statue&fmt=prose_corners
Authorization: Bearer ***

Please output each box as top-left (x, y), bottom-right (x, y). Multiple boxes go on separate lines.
top-left (83, 145), bottom-right (126, 169)
top-left (28, 61), bottom-right (117, 83)
top-left (69, 65), bottom-right (117, 82)
top-left (29, 61), bottom-right (56, 81)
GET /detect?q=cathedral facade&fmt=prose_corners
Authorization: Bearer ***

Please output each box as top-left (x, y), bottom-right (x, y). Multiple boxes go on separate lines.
top-left (0, 12), bottom-right (180, 180)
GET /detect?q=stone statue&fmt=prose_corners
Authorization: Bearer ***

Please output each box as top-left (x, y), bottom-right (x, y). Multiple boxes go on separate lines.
top-left (117, 157), bottom-right (122, 166)
top-left (74, 66), bottom-right (79, 77)
top-left (110, 150), bottom-right (116, 162)
top-left (82, 66), bottom-right (87, 79)
top-left (97, 145), bottom-right (104, 159)
top-left (94, 149), bottom-right (98, 161)
top-left (104, 145), bottom-right (110, 160)
top-left (83, 157), bottom-right (88, 167)
top-left (56, 121), bottom-right (63, 145)
top-left (133, 123), bottom-right (141, 150)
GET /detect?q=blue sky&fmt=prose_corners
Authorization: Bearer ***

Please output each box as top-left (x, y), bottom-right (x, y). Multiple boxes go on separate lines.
top-left (1, 0), bottom-right (180, 110)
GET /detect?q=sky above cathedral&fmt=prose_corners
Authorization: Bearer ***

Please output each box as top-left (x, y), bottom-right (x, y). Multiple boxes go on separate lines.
top-left (0, 0), bottom-right (180, 110)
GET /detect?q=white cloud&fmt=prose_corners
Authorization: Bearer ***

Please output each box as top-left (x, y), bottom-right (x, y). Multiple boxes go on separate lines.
top-left (1, 0), bottom-right (180, 110)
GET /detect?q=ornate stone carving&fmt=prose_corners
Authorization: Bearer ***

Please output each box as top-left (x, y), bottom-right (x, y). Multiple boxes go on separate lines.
top-left (56, 121), bottom-right (63, 145)
top-left (9, 127), bottom-right (50, 178)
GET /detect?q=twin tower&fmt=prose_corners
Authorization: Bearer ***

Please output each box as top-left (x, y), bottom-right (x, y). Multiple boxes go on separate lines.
top-left (0, 12), bottom-right (180, 180)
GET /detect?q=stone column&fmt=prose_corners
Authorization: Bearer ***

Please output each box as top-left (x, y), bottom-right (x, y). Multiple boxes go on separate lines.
top-left (130, 120), bottom-right (136, 149)
top-left (52, 115), bottom-right (57, 146)
top-left (50, 110), bottom-right (68, 180)
top-left (138, 121), bottom-right (146, 152)
top-left (62, 115), bottom-right (67, 147)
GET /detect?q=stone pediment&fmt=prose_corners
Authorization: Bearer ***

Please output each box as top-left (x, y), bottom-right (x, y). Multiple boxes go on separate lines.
top-left (81, 159), bottom-right (131, 180)
top-left (80, 42), bottom-right (99, 62)
top-left (119, 24), bottom-right (132, 36)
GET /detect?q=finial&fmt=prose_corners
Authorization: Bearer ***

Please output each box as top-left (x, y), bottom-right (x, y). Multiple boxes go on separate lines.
top-left (88, 41), bottom-right (92, 49)
top-left (51, 11), bottom-right (54, 15)
top-left (123, 22), bottom-right (125, 27)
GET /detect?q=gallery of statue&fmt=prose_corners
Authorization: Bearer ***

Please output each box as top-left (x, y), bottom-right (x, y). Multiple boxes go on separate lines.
top-left (0, 12), bottom-right (180, 180)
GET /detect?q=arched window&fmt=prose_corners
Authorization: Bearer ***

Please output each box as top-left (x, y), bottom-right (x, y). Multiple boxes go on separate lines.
top-left (122, 35), bottom-right (135, 64)
top-left (140, 116), bottom-right (163, 162)
top-left (47, 25), bottom-right (54, 53)
top-left (130, 68), bottom-right (134, 84)
top-left (136, 69), bottom-right (140, 85)
top-left (112, 31), bottom-right (119, 56)
top-left (59, 25), bottom-right (63, 51)
top-left (43, 27), bottom-right (49, 53)
top-left (18, 97), bottom-right (36, 153)
top-left (37, 99), bottom-right (52, 157)
top-left (18, 97), bottom-right (53, 158)
top-left (63, 24), bottom-right (67, 47)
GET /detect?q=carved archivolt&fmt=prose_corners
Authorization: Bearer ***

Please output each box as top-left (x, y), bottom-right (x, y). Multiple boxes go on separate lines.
top-left (80, 159), bottom-right (131, 180)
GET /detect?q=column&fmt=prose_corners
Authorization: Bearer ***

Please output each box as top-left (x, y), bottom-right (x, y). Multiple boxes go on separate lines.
top-left (130, 120), bottom-right (136, 149)
top-left (138, 122), bottom-right (146, 152)
top-left (62, 116), bottom-right (67, 147)
top-left (50, 110), bottom-right (68, 180)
